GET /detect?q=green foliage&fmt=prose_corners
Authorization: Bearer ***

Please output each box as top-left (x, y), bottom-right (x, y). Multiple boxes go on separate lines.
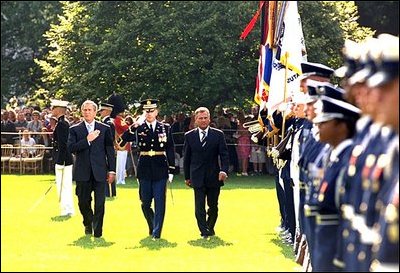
top-left (37, 1), bottom-right (259, 114)
top-left (299, 1), bottom-right (373, 69)
top-left (356, 1), bottom-right (399, 35)
top-left (1, 1), bottom-right (380, 113)
top-left (1, 1), bottom-right (61, 107)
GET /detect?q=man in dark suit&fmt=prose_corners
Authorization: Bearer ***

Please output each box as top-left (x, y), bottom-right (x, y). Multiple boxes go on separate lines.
top-left (67, 100), bottom-right (116, 238)
top-left (99, 102), bottom-right (116, 197)
top-left (119, 99), bottom-right (175, 240)
top-left (183, 106), bottom-right (229, 239)
top-left (51, 99), bottom-right (74, 217)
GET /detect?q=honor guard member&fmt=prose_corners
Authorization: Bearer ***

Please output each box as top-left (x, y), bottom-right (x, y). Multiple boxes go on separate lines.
top-left (336, 38), bottom-right (392, 272)
top-left (108, 94), bottom-right (129, 185)
top-left (118, 99), bottom-right (175, 240)
top-left (51, 99), bottom-right (75, 217)
top-left (99, 102), bottom-right (116, 197)
top-left (364, 33), bottom-right (399, 272)
top-left (296, 62), bottom-right (334, 268)
top-left (311, 96), bottom-right (360, 271)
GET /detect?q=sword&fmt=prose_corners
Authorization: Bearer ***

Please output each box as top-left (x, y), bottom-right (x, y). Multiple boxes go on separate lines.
top-left (58, 165), bottom-right (65, 203)
top-left (108, 182), bottom-right (112, 197)
top-left (169, 181), bottom-right (174, 205)
top-left (28, 183), bottom-right (54, 212)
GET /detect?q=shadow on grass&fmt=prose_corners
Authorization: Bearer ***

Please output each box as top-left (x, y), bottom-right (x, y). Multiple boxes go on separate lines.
top-left (126, 236), bottom-right (177, 251)
top-left (51, 215), bottom-right (72, 222)
top-left (271, 236), bottom-right (295, 259)
top-left (69, 235), bottom-right (115, 249)
top-left (187, 236), bottom-right (233, 249)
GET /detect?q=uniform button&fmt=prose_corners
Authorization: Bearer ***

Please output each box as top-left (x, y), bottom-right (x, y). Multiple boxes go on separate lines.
top-left (357, 251), bottom-right (366, 261)
top-left (342, 229), bottom-right (349, 238)
top-left (347, 243), bottom-right (354, 252)
top-left (359, 202), bottom-right (368, 213)
top-left (151, 144), bottom-right (153, 147)
top-left (375, 200), bottom-right (383, 210)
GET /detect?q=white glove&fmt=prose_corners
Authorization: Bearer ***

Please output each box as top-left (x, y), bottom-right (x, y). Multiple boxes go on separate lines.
top-left (136, 113), bottom-right (146, 126)
top-left (168, 174), bottom-right (174, 183)
top-left (271, 147), bottom-right (280, 159)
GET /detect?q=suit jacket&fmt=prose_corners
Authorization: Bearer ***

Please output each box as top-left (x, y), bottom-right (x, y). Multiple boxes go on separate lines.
top-left (53, 115), bottom-right (73, 166)
top-left (183, 127), bottom-right (229, 188)
top-left (120, 121), bottom-right (175, 180)
top-left (68, 120), bottom-right (116, 182)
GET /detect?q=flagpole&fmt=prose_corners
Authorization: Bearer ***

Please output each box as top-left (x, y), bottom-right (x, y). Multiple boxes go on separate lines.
top-left (281, 51), bottom-right (289, 140)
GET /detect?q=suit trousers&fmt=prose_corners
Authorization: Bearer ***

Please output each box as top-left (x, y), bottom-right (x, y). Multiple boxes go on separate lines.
top-left (75, 172), bottom-right (106, 237)
top-left (139, 178), bottom-right (167, 238)
top-left (194, 186), bottom-right (220, 236)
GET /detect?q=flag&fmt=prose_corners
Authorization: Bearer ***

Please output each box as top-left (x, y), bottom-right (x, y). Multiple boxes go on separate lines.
top-left (265, 1), bottom-right (306, 113)
top-left (254, 1), bottom-right (276, 112)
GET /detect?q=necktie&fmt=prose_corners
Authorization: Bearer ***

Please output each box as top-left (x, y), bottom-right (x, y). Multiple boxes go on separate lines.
top-left (87, 124), bottom-right (92, 133)
top-left (201, 130), bottom-right (207, 147)
top-left (150, 124), bottom-right (153, 132)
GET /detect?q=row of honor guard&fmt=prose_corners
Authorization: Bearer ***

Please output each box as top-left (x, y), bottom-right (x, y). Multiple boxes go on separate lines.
top-left (262, 33), bottom-right (398, 272)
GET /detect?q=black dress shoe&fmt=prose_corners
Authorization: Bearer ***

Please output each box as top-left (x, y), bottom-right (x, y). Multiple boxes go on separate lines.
top-left (85, 226), bottom-right (92, 235)
top-left (94, 233), bottom-right (102, 238)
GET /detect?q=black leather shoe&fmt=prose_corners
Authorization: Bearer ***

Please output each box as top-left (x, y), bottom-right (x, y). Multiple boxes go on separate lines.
top-left (94, 233), bottom-right (102, 238)
top-left (85, 226), bottom-right (92, 235)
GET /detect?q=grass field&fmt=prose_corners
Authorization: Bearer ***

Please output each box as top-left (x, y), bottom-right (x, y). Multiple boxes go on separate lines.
top-left (1, 173), bottom-right (301, 272)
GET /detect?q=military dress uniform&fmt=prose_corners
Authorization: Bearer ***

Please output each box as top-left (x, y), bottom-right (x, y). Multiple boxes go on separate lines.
top-left (119, 99), bottom-right (175, 239)
top-left (51, 100), bottom-right (75, 216)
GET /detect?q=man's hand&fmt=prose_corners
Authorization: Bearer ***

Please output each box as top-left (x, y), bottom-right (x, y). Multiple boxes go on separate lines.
top-left (107, 173), bottom-right (115, 184)
top-left (168, 174), bottom-right (174, 183)
top-left (218, 172), bottom-right (228, 182)
top-left (87, 129), bottom-right (100, 142)
top-left (185, 179), bottom-right (192, 187)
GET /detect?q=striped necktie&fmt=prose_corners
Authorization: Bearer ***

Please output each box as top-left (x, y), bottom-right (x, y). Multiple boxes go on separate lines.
top-left (201, 130), bottom-right (207, 147)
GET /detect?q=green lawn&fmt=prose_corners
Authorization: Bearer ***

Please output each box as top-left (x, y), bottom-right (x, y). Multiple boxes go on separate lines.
top-left (1, 174), bottom-right (301, 272)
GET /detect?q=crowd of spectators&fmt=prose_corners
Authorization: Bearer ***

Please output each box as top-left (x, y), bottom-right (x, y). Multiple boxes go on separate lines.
top-left (1, 104), bottom-right (274, 176)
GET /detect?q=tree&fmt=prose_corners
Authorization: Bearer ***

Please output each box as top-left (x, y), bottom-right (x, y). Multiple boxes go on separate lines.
top-left (355, 1), bottom-right (399, 35)
top-left (32, 1), bottom-right (374, 114)
top-left (1, 1), bottom-right (61, 108)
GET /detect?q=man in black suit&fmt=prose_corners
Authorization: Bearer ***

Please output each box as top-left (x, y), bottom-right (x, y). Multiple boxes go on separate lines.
top-left (51, 99), bottom-right (74, 217)
top-left (183, 107), bottom-right (229, 239)
top-left (67, 100), bottom-right (116, 238)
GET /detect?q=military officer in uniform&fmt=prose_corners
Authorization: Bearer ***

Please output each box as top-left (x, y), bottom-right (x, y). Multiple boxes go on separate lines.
top-left (99, 102), bottom-right (116, 197)
top-left (311, 96), bottom-right (360, 271)
top-left (51, 99), bottom-right (75, 217)
top-left (119, 99), bottom-right (175, 240)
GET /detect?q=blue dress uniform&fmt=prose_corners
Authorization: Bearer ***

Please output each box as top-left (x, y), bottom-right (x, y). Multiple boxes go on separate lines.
top-left (339, 123), bottom-right (383, 271)
top-left (311, 96), bottom-right (360, 271)
top-left (313, 140), bottom-right (354, 272)
top-left (370, 139), bottom-right (399, 271)
top-left (119, 99), bottom-right (175, 239)
top-left (356, 127), bottom-right (396, 271)
top-left (333, 115), bottom-right (373, 270)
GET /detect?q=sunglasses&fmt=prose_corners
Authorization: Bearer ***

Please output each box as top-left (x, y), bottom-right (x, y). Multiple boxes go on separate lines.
top-left (145, 109), bottom-right (156, 113)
